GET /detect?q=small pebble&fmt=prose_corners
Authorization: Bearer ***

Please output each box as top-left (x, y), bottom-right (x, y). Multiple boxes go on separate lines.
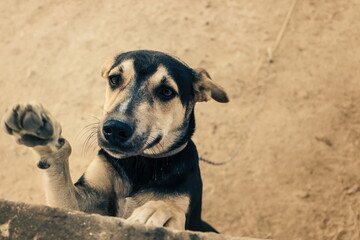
top-left (346, 185), bottom-right (359, 195)
top-left (296, 190), bottom-right (310, 199)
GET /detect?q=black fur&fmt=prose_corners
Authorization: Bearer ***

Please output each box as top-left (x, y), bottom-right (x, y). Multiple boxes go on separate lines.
top-left (100, 140), bottom-right (217, 232)
top-left (111, 50), bottom-right (195, 106)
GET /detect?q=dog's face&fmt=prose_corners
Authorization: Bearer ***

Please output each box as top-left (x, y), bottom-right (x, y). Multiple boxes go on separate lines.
top-left (98, 50), bottom-right (228, 158)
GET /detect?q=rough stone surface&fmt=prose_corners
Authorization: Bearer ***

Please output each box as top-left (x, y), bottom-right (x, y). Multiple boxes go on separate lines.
top-left (0, 199), bottom-right (261, 240)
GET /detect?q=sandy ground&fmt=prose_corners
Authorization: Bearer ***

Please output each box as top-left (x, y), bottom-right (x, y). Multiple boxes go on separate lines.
top-left (1, 0), bottom-right (360, 239)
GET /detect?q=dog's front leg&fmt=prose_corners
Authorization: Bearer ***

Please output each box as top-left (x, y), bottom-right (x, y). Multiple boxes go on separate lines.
top-left (2, 103), bottom-right (79, 210)
top-left (36, 139), bottom-right (79, 210)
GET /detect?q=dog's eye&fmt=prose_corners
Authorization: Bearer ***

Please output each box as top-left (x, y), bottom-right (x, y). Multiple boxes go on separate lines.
top-left (157, 86), bottom-right (176, 100)
top-left (108, 75), bottom-right (121, 88)
top-left (160, 88), bottom-right (173, 97)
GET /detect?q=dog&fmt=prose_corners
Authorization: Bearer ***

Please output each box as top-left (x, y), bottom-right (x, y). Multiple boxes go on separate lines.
top-left (2, 50), bottom-right (229, 232)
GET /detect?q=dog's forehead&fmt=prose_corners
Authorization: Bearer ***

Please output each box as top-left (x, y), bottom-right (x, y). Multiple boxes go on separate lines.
top-left (112, 50), bottom-right (195, 104)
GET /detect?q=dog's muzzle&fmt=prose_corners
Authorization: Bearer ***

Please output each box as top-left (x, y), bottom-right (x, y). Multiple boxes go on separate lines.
top-left (99, 119), bottom-right (150, 157)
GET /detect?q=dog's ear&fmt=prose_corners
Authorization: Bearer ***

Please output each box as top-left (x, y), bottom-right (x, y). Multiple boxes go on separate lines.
top-left (101, 57), bottom-right (116, 78)
top-left (193, 68), bottom-right (229, 103)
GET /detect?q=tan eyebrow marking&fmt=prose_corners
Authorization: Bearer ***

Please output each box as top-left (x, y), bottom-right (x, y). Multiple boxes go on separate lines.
top-left (107, 59), bottom-right (135, 90)
top-left (103, 59), bottom-right (135, 112)
top-left (108, 59), bottom-right (134, 77)
top-left (147, 65), bottom-right (178, 93)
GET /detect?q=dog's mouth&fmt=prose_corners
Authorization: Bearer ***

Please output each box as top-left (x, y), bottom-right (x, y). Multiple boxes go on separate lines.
top-left (144, 135), bottom-right (163, 150)
top-left (98, 130), bottom-right (163, 158)
top-left (98, 137), bottom-right (145, 158)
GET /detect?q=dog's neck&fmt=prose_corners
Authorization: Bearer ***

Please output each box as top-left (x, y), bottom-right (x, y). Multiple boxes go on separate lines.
top-left (140, 142), bottom-right (188, 158)
top-left (100, 140), bottom-right (199, 195)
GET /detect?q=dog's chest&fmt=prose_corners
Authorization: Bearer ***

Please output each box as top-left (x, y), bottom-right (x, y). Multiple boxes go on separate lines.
top-left (100, 144), bottom-right (197, 217)
top-left (110, 158), bottom-right (179, 218)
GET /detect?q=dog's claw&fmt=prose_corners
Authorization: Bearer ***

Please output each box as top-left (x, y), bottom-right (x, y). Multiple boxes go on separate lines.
top-left (3, 122), bottom-right (13, 135)
top-left (25, 105), bottom-right (32, 111)
top-left (41, 113), bottom-right (48, 122)
top-left (13, 104), bottom-right (20, 112)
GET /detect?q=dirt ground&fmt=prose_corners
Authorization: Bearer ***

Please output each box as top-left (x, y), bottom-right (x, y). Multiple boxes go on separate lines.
top-left (1, 0), bottom-right (360, 239)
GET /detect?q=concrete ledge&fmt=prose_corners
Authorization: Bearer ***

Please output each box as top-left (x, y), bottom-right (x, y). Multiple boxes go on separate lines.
top-left (0, 199), bottom-right (261, 240)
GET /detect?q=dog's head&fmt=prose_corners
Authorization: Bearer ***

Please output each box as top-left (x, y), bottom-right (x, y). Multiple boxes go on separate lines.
top-left (98, 50), bottom-right (229, 158)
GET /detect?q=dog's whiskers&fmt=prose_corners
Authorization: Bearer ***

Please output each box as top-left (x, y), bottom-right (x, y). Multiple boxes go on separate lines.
top-left (81, 125), bottom-right (99, 157)
top-left (84, 114), bottom-right (101, 121)
top-left (75, 122), bottom-right (99, 143)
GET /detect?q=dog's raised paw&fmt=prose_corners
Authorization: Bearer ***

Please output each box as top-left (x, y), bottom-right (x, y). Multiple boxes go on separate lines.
top-left (2, 103), bottom-right (61, 147)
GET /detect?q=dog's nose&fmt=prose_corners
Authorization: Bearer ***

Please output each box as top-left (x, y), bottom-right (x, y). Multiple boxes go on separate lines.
top-left (102, 120), bottom-right (133, 144)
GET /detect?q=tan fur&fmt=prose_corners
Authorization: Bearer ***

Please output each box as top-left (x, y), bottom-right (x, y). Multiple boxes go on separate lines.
top-left (139, 65), bottom-right (186, 155)
top-left (100, 56), bottom-right (116, 78)
top-left (146, 65), bottom-right (179, 93)
top-left (126, 194), bottom-right (189, 229)
top-left (194, 68), bottom-right (229, 103)
top-left (41, 140), bottom-right (78, 210)
top-left (82, 155), bottom-right (113, 194)
top-left (103, 59), bottom-right (135, 113)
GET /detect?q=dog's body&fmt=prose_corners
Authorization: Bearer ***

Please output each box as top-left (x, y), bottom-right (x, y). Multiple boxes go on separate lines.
top-left (2, 50), bottom-right (228, 232)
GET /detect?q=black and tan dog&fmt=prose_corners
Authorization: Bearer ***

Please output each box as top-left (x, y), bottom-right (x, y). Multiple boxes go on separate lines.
top-left (2, 50), bottom-right (228, 232)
